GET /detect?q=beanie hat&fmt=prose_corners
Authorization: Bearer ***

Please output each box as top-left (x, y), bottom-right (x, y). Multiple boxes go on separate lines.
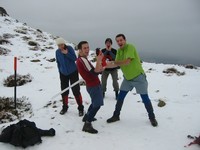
top-left (55, 38), bottom-right (66, 45)
top-left (105, 38), bottom-right (112, 44)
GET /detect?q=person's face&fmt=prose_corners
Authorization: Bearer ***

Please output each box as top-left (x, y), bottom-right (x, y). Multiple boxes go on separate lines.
top-left (80, 43), bottom-right (90, 57)
top-left (116, 36), bottom-right (126, 49)
top-left (58, 44), bottom-right (65, 50)
top-left (105, 42), bottom-right (112, 49)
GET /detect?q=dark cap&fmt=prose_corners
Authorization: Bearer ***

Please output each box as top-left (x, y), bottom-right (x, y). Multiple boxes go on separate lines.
top-left (105, 38), bottom-right (112, 44)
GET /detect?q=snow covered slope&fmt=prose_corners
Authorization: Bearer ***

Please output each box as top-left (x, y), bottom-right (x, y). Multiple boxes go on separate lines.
top-left (0, 16), bottom-right (200, 150)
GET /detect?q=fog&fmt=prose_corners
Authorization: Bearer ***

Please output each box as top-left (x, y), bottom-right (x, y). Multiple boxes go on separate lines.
top-left (1, 0), bottom-right (200, 65)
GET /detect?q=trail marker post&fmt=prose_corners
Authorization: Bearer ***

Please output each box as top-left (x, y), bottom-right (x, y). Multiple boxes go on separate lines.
top-left (14, 57), bottom-right (17, 109)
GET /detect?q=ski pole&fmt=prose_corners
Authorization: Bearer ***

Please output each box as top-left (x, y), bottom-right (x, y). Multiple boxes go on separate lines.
top-left (51, 79), bottom-right (84, 100)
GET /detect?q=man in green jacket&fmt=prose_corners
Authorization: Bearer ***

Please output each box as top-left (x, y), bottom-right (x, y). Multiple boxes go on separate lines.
top-left (106, 34), bottom-right (158, 127)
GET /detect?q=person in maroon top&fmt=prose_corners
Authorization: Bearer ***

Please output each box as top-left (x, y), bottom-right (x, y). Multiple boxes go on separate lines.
top-left (76, 41), bottom-right (104, 134)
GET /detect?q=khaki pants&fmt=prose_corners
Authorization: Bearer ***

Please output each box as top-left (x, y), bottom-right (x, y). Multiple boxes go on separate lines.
top-left (101, 69), bottom-right (119, 92)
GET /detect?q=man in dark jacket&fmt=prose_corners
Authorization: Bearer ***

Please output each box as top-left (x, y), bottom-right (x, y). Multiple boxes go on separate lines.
top-left (101, 38), bottom-right (119, 99)
top-left (55, 38), bottom-right (84, 116)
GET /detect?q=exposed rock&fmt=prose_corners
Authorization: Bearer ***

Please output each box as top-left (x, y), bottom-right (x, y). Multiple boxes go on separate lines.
top-left (21, 36), bottom-right (32, 41)
top-left (4, 18), bottom-right (11, 23)
top-left (45, 46), bottom-right (54, 49)
top-left (90, 53), bottom-right (96, 57)
top-left (0, 39), bottom-right (11, 45)
top-left (46, 58), bottom-right (56, 62)
top-left (51, 35), bottom-right (59, 40)
top-left (3, 33), bottom-right (15, 39)
top-left (91, 57), bottom-right (97, 62)
top-left (0, 46), bottom-right (11, 55)
top-left (185, 64), bottom-right (197, 69)
top-left (3, 74), bottom-right (33, 87)
top-left (28, 40), bottom-right (38, 46)
top-left (36, 29), bottom-right (43, 33)
top-left (36, 38), bottom-right (46, 42)
top-left (36, 34), bottom-right (44, 39)
top-left (29, 46), bottom-right (39, 51)
top-left (0, 96), bottom-right (32, 124)
top-left (34, 53), bottom-right (42, 57)
top-left (163, 67), bottom-right (185, 76)
top-left (14, 29), bottom-right (27, 34)
top-left (49, 42), bottom-right (54, 45)
top-left (158, 99), bottom-right (166, 107)
top-left (30, 59), bottom-right (41, 62)
top-left (0, 7), bottom-right (9, 16)
top-left (18, 26), bottom-right (28, 31)
top-left (44, 66), bottom-right (53, 69)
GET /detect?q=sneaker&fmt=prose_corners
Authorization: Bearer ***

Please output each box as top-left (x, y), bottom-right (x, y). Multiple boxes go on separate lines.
top-left (82, 122), bottom-right (98, 134)
top-left (82, 114), bottom-right (97, 122)
top-left (150, 118), bottom-right (158, 127)
top-left (60, 105), bottom-right (68, 115)
top-left (107, 115), bottom-right (120, 123)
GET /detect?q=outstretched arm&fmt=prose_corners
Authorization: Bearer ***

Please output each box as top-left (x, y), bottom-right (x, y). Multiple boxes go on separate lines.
top-left (106, 58), bottom-right (133, 68)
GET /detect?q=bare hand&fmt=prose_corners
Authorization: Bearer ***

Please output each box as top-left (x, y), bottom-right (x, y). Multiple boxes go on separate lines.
top-left (96, 51), bottom-right (104, 62)
top-left (61, 49), bottom-right (68, 54)
top-left (124, 58), bottom-right (132, 65)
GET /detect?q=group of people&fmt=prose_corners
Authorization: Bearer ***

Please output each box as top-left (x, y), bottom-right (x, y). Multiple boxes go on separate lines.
top-left (55, 34), bottom-right (158, 134)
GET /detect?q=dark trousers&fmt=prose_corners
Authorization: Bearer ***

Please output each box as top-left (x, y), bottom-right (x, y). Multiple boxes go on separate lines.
top-left (87, 104), bottom-right (101, 122)
top-left (113, 90), bottom-right (155, 119)
top-left (59, 71), bottom-right (82, 106)
top-left (101, 69), bottom-right (119, 92)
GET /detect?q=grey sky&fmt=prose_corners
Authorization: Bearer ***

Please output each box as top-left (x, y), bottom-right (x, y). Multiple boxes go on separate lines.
top-left (1, 0), bottom-right (200, 65)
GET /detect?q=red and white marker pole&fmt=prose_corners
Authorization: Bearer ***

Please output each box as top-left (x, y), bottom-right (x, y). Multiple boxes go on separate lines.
top-left (14, 57), bottom-right (17, 109)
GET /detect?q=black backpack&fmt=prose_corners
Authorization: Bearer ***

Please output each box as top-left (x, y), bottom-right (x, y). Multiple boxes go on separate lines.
top-left (0, 119), bottom-right (42, 148)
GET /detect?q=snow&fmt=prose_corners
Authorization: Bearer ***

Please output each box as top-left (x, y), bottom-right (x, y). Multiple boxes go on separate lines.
top-left (0, 16), bottom-right (200, 150)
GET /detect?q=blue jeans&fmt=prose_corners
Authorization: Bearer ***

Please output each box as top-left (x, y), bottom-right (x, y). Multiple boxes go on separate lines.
top-left (86, 84), bottom-right (104, 122)
top-left (113, 90), bottom-right (155, 119)
top-left (86, 85), bottom-right (104, 107)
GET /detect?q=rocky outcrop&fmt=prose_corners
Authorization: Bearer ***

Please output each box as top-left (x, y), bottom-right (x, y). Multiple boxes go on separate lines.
top-left (0, 7), bottom-right (9, 16)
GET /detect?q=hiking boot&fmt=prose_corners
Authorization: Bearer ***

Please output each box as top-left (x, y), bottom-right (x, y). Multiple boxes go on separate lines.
top-left (107, 115), bottom-right (120, 123)
top-left (60, 105), bottom-right (68, 115)
top-left (150, 118), bottom-right (158, 127)
top-left (78, 105), bottom-right (84, 117)
top-left (82, 114), bottom-right (97, 122)
top-left (115, 91), bottom-right (119, 100)
top-left (82, 122), bottom-right (98, 134)
top-left (79, 111), bottom-right (84, 117)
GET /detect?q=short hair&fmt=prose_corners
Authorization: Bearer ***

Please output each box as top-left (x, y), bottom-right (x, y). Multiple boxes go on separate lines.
top-left (116, 34), bottom-right (126, 40)
top-left (105, 38), bottom-right (112, 44)
top-left (78, 41), bottom-right (88, 50)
